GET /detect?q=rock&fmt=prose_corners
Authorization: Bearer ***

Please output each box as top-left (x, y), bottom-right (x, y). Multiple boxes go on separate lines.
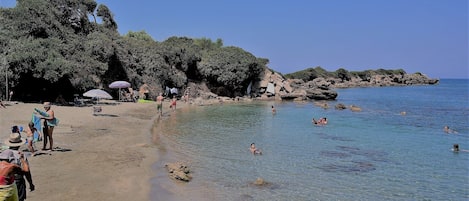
top-left (305, 89), bottom-right (338, 100)
top-left (254, 177), bottom-right (265, 185)
top-left (165, 162), bottom-right (192, 182)
top-left (350, 105), bottom-right (362, 112)
top-left (335, 103), bottom-right (347, 110)
top-left (314, 101), bottom-right (329, 109)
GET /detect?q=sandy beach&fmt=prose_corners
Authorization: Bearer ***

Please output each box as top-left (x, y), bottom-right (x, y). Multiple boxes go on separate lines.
top-left (0, 100), bottom-right (165, 201)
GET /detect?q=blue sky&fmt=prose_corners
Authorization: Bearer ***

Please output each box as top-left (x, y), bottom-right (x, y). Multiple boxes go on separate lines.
top-left (1, 0), bottom-right (468, 78)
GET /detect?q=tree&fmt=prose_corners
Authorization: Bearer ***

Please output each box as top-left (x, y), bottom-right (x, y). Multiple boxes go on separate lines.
top-left (336, 68), bottom-right (351, 82)
top-left (96, 4), bottom-right (117, 30)
top-left (198, 46), bottom-right (264, 97)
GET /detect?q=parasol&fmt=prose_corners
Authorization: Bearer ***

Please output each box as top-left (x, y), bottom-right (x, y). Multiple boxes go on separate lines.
top-left (109, 81), bottom-right (131, 89)
top-left (83, 89), bottom-right (113, 103)
top-left (109, 81), bottom-right (131, 101)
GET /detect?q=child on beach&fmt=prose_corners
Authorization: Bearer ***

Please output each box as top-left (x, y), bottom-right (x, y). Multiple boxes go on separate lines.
top-left (170, 97), bottom-right (177, 111)
top-left (25, 122), bottom-right (37, 156)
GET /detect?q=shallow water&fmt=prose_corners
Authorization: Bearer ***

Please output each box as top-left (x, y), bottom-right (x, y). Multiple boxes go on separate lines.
top-left (152, 79), bottom-right (469, 201)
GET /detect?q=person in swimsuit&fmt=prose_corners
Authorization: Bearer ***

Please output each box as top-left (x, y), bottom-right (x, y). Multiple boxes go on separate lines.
top-left (156, 93), bottom-right (164, 116)
top-left (312, 117), bottom-right (327, 125)
top-left (250, 143), bottom-right (262, 155)
top-left (170, 97), bottom-right (177, 111)
top-left (37, 102), bottom-right (56, 151)
top-left (24, 122), bottom-right (37, 156)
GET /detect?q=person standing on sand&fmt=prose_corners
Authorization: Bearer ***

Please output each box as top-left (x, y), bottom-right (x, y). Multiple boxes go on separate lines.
top-left (24, 122), bottom-right (37, 156)
top-left (156, 93), bottom-right (164, 116)
top-left (0, 158), bottom-right (23, 201)
top-left (0, 140), bottom-right (31, 201)
top-left (35, 102), bottom-right (56, 151)
top-left (3, 133), bottom-right (35, 201)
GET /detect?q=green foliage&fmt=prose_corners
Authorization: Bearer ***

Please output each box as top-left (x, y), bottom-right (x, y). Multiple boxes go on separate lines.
top-left (284, 66), bottom-right (332, 81)
top-left (335, 68), bottom-right (351, 81)
top-left (124, 30), bottom-right (154, 42)
top-left (0, 0), bottom-right (268, 100)
top-left (198, 46), bottom-right (264, 96)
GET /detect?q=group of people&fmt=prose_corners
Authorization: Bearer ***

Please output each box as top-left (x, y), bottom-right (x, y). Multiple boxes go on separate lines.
top-left (0, 131), bottom-right (35, 201)
top-left (155, 92), bottom-right (180, 116)
top-left (0, 102), bottom-right (58, 200)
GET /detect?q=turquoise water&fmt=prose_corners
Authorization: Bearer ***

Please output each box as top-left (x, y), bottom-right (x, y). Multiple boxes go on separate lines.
top-left (152, 79), bottom-right (469, 201)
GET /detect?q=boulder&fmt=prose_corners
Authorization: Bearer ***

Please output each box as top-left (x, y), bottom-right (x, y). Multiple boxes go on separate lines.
top-left (165, 162), bottom-right (192, 182)
top-left (350, 105), bottom-right (362, 112)
top-left (335, 103), bottom-right (347, 110)
top-left (305, 89), bottom-right (338, 100)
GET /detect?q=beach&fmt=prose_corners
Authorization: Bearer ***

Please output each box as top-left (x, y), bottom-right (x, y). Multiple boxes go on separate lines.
top-left (0, 100), bottom-right (163, 201)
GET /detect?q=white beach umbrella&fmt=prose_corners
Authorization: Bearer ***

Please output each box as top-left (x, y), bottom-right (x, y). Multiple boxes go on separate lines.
top-left (109, 81), bottom-right (131, 101)
top-left (83, 89), bottom-right (113, 101)
top-left (109, 81), bottom-right (131, 89)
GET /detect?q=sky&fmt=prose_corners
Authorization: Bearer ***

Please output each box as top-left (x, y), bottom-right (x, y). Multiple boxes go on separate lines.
top-left (1, 0), bottom-right (468, 78)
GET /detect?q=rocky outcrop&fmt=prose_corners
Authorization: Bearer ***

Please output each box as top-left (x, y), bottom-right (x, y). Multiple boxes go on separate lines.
top-left (329, 73), bottom-right (439, 88)
top-left (181, 68), bottom-right (437, 102)
top-left (252, 69), bottom-right (338, 101)
top-left (165, 162), bottom-right (192, 182)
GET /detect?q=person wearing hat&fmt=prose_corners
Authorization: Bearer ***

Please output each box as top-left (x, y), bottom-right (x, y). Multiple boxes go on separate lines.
top-left (35, 102), bottom-right (57, 151)
top-left (0, 148), bottom-right (29, 201)
top-left (4, 133), bottom-right (35, 201)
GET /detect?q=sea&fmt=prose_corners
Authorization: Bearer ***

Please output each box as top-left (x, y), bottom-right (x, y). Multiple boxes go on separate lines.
top-left (151, 79), bottom-right (469, 201)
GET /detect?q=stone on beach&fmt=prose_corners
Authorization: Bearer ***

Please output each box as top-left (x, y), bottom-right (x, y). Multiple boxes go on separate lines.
top-left (165, 162), bottom-right (192, 182)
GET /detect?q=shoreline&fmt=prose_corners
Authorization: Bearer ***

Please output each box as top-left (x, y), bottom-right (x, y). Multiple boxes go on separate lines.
top-left (0, 98), bottom-right (264, 201)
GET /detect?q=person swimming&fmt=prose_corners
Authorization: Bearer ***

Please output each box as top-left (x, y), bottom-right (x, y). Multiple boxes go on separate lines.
top-left (444, 125), bottom-right (458, 134)
top-left (250, 143), bottom-right (262, 155)
top-left (452, 144), bottom-right (469, 152)
top-left (312, 117), bottom-right (327, 125)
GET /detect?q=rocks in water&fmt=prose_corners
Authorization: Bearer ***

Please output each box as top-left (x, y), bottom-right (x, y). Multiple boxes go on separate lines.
top-left (254, 177), bottom-right (266, 186)
top-left (165, 162), bottom-right (192, 182)
top-left (335, 103), bottom-right (347, 110)
top-left (350, 105), bottom-right (362, 112)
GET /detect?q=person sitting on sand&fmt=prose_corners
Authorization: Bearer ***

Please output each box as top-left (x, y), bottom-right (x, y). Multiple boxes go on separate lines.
top-left (250, 143), bottom-right (262, 155)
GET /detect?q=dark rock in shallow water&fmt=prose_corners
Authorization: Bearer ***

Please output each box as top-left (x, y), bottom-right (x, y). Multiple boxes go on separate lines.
top-left (236, 194), bottom-right (254, 201)
top-left (320, 151), bottom-right (352, 158)
top-left (319, 161), bottom-right (376, 173)
top-left (165, 162), bottom-right (192, 182)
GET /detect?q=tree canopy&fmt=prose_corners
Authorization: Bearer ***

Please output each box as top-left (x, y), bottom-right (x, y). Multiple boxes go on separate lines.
top-left (0, 0), bottom-right (268, 102)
